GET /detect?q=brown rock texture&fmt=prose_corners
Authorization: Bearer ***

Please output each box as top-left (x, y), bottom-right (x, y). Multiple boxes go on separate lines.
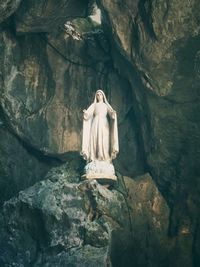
top-left (98, 0), bottom-right (200, 253)
top-left (96, 1), bottom-right (200, 265)
top-left (0, 21), bottom-right (144, 175)
top-left (0, 0), bottom-right (200, 266)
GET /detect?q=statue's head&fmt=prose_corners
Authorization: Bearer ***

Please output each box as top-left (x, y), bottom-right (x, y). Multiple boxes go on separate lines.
top-left (95, 89), bottom-right (105, 102)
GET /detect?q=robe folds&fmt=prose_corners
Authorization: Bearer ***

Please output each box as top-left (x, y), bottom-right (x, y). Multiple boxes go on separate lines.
top-left (81, 102), bottom-right (118, 162)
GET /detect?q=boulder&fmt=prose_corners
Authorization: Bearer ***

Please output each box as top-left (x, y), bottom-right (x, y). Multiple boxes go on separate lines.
top-left (0, 165), bottom-right (170, 267)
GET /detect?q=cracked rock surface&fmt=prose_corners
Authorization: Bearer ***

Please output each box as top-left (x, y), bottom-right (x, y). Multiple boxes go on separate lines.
top-left (0, 163), bottom-right (170, 267)
top-left (0, 0), bottom-right (22, 23)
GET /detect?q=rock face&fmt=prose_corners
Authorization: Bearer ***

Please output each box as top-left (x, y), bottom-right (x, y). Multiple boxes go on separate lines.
top-left (124, 174), bottom-right (170, 266)
top-left (0, 0), bottom-right (200, 266)
top-left (14, 0), bottom-right (90, 33)
top-left (0, 163), bottom-right (170, 267)
top-left (98, 0), bottom-right (200, 96)
top-left (0, 124), bottom-right (53, 206)
top-left (0, 21), bottom-right (144, 176)
top-left (97, 0), bottom-right (200, 195)
top-left (0, 0), bottom-right (21, 23)
top-left (112, 173), bottom-right (171, 267)
top-left (0, 163), bottom-right (127, 266)
top-left (97, 2), bottom-right (200, 265)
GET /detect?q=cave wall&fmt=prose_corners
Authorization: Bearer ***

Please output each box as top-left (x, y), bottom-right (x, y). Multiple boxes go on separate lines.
top-left (14, 0), bottom-right (89, 33)
top-left (0, 0), bottom-right (200, 266)
top-left (0, 121), bottom-right (53, 206)
top-left (97, 0), bottom-right (200, 265)
top-left (0, 0), bottom-right (22, 23)
top-left (0, 1), bottom-right (144, 206)
top-left (0, 22), bottom-right (143, 168)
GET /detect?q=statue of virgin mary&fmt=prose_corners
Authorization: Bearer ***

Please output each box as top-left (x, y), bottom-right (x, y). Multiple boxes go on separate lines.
top-left (81, 90), bottom-right (119, 182)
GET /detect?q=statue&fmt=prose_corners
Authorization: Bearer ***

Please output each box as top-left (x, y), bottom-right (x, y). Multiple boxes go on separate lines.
top-left (81, 89), bottom-right (119, 183)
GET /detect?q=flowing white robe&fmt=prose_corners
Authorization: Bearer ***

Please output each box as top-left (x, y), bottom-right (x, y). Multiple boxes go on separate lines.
top-left (81, 102), bottom-right (118, 162)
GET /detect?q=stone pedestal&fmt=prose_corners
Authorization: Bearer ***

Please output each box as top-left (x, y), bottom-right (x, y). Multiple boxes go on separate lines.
top-left (82, 160), bottom-right (117, 184)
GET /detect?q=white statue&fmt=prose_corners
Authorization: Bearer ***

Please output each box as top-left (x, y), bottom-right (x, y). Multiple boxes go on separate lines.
top-left (81, 90), bottom-right (119, 182)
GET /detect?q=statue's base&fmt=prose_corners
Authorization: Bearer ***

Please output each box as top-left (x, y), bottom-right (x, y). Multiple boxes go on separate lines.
top-left (82, 160), bottom-right (117, 185)
top-left (81, 173), bottom-right (117, 185)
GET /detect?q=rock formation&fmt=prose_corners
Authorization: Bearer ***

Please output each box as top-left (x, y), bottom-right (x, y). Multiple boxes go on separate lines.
top-left (97, 1), bottom-right (200, 265)
top-left (0, 164), bottom-right (170, 267)
top-left (0, 0), bottom-right (200, 266)
top-left (0, 0), bottom-right (21, 23)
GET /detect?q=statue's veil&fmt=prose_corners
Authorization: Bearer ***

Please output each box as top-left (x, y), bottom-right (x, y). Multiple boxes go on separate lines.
top-left (81, 90), bottom-right (119, 161)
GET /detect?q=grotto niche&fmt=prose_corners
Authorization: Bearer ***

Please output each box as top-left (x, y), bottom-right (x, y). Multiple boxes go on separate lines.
top-left (0, 0), bottom-right (200, 267)
top-left (81, 89), bottom-right (119, 184)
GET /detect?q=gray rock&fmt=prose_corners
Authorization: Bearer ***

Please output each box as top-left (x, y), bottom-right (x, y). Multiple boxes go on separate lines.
top-left (0, 0), bottom-right (21, 23)
top-left (1, 1), bottom-right (199, 265)
top-left (0, 166), bottom-right (170, 267)
top-left (0, 125), bottom-right (53, 206)
top-left (0, 164), bottom-right (126, 266)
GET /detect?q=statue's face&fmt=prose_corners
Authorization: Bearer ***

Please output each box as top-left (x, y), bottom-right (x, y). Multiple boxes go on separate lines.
top-left (96, 91), bottom-right (103, 102)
